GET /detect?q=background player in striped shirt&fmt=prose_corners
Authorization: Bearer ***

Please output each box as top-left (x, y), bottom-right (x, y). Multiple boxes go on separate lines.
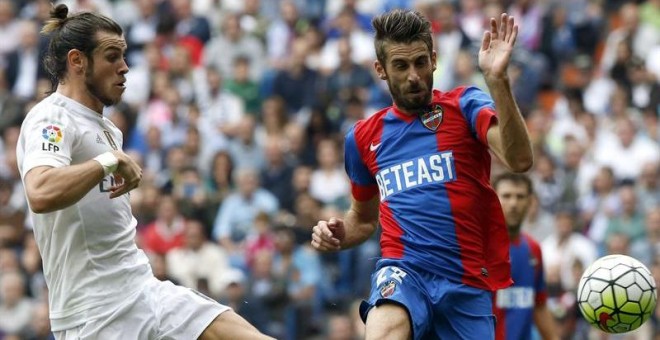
top-left (311, 8), bottom-right (533, 340)
top-left (493, 173), bottom-right (558, 340)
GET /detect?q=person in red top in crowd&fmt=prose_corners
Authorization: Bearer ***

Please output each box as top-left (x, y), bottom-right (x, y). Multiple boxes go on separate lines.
top-left (140, 194), bottom-right (187, 255)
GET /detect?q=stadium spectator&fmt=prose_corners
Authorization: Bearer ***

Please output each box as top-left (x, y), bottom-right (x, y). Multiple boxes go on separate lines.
top-left (255, 96), bottom-right (290, 145)
top-left (636, 161), bottom-right (660, 212)
top-left (272, 226), bottom-right (322, 340)
top-left (228, 115), bottom-right (265, 171)
top-left (20, 301), bottom-right (53, 340)
top-left (260, 136), bottom-right (296, 213)
top-left (266, 1), bottom-right (308, 70)
top-left (580, 166), bottom-right (620, 245)
top-left (0, 0), bottom-right (20, 58)
top-left (5, 20), bottom-right (47, 101)
top-left (217, 269), bottom-right (271, 335)
top-left (604, 184), bottom-right (646, 245)
top-left (226, 56), bottom-right (262, 116)
top-left (272, 38), bottom-right (322, 119)
top-left (169, 0), bottom-right (211, 45)
top-left (139, 194), bottom-right (187, 255)
top-left (0, 271), bottom-right (33, 336)
top-left (172, 165), bottom-right (210, 222)
top-left (594, 117), bottom-right (660, 181)
top-left (0, 70), bottom-right (25, 135)
top-left (244, 211), bottom-right (277, 270)
top-left (212, 166), bottom-right (278, 268)
top-left (522, 191), bottom-right (556, 243)
top-left (323, 36), bottom-right (375, 117)
top-left (204, 13), bottom-right (265, 82)
top-left (166, 219), bottom-right (232, 298)
top-left (542, 208), bottom-right (598, 290)
top-left (309, 138), bottom-right (350, 207)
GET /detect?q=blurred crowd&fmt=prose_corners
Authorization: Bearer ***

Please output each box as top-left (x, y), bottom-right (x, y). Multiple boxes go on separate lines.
top-left (0, 0), bottom-right (658, 339)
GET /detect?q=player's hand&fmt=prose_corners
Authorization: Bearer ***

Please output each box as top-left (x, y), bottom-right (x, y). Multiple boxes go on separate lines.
top-left (311, 218), bottom-right (345, 252)
top-left (108, 150), bottom-right (142, 198)
top-left (478, 13), bottom-right (518, 80)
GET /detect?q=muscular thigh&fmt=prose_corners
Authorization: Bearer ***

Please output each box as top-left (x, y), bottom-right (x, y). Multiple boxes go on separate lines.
top-left (365, 303), bottom-right (412, 340)
top-left (200, 310), bottom-right (274, 340)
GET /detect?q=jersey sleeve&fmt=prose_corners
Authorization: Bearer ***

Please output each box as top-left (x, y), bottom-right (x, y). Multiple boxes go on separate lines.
top-left (20, 110), bottom-right (77, 176)
top-left (344, 126), bottom-right (378, 201)
top-left (458, 86), bottom-right (498, 145)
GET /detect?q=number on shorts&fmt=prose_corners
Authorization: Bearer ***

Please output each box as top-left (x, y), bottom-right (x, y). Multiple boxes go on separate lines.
top-left (376, 266), bottom-right (408, 287)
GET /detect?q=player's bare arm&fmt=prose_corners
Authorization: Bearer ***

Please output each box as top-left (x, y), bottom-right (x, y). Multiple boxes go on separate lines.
top-left (480, 13), bottom-right (533, 173)
top-left (311, 195), bottom-right (379, 251)
top-left (533, 305), bottom-right (560, 340)
top-left (24, 150), bottom-right (142, 213)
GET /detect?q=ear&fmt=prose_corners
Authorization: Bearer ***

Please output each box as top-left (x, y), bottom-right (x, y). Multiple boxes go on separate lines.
top-left (431, 50), bottom-right (437, 73)
top-left (374, 60), bottom-right (387, 80)
top-left (67, 49), bottom-right (87, 75)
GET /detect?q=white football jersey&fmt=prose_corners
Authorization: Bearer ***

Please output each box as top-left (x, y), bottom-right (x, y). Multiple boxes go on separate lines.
top-left (16, 93), bottom-right (152, 331)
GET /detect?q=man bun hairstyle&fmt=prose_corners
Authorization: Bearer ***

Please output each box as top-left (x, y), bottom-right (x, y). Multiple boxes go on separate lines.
top-left (372, 9), bottom-right (434, 65)
top-left (41, 4), bottom-right (69, 34)
top-left (41, 4), bottom-right (123, 91)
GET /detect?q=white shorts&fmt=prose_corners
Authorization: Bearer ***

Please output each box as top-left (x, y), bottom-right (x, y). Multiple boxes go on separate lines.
top-left (54, 277), bottom-right (230, 340)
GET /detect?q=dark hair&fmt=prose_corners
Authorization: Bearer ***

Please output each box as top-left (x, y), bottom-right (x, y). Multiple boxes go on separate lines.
top-left (41, 4), bottom-right (123, 90)
top-left (492, 172), bottom-right (534, 195)
top-left (371, 9), bottom-right (433, 65)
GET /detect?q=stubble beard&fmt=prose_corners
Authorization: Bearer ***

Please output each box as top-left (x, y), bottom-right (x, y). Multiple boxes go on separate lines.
top-left (388, 79), bottom-right (433, 115)
top-left (85, 66), bottom-right (119, 107)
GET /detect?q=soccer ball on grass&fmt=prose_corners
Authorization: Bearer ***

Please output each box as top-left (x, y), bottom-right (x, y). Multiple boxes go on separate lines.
top-left (577, 254), bottom-right (657, 333)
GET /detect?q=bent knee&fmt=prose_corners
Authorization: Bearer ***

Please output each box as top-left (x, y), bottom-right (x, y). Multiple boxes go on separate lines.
top-left (365, 303), bottom-right (412, 340)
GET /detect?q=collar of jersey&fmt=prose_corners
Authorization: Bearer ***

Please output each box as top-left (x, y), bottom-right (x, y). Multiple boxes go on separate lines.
top-left (52, 92), bottom-right (105, 120)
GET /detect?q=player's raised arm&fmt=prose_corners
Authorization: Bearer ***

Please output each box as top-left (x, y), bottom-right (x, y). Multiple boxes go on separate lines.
top-left (480, 13), bottom-right (533, 173)
top-left (311, 195), bottom-right (379, 252)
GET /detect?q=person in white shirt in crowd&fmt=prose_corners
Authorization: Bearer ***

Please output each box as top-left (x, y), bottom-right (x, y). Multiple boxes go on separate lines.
top-left (541, 208), bottom-right (598, 291)
top-left (166, 219), bottom-right (235, 299)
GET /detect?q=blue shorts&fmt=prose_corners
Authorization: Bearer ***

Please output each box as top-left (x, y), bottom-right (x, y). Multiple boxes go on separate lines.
top-left (360, 259), bottom-right (495, 340)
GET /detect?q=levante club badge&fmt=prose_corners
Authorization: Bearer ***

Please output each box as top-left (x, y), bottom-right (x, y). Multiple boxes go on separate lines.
top-left (380, 280), bottom-right (397, 298)
top-left (420, 104), bottom-right (443, 131)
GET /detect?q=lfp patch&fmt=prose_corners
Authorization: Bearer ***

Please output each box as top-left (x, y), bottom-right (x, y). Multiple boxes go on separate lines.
top-left (42, 125), bottom-right (63, 143)
top-left (420, 104), bottom-right (443, 131)
top-left (380, 280), bottom-right (397, 298)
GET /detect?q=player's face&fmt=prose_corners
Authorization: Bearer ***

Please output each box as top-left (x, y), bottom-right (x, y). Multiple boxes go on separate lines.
top-left (376, 41), bottom-right (436, 114)
top-left (496, 181), bottom-right (531, 233)
top-left (85, 32), bottom-right (128, 107)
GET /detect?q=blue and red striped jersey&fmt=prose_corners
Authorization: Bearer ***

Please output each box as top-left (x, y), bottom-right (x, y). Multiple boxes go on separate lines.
top-left (493, 233), bottom-right (547, 340)
top-left (344, 86), bottom-right (512, 291)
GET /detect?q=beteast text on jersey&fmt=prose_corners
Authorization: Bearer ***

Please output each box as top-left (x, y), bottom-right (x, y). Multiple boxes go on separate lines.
top-left (375, 151), bottom-right (456, 201)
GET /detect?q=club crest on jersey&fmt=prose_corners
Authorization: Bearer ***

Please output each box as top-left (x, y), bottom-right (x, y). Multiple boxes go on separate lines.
top-left (380, 280), bottom-right (397, 298)
top-left (420, 104), bottom-right (443, 131)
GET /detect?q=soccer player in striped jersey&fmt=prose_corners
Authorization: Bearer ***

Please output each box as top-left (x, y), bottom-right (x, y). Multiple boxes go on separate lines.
top-left (311, 9), bottom-right (533, 340)
top-left (493, 173), bottom-right (558, 340)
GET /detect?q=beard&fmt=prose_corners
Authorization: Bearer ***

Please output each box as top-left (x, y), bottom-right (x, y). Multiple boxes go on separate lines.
top-left (85, 64), bottom-right (120, 107)
top-left (387, 77), bottom-right (433, 114)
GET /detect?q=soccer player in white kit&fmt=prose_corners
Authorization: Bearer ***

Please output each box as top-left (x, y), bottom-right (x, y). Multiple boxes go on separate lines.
top-left (15, 4), bottom-right (274, 340)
